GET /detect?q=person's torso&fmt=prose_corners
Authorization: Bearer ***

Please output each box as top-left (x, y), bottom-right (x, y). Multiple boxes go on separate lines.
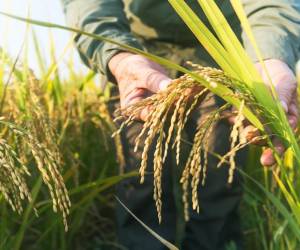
top-left (124, 0), bottom-right (241, 47)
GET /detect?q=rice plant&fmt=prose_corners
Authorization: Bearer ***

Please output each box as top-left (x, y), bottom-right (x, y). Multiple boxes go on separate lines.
top-left (0, 54), bottom-right (71, 230)
top-left (0, 0), bottom-right (300, 249)
top-left (110, 2), bottom-right (300, 241)
top-left (113, 64), bottom-right (265, 222)
top-left (0, 36), bottom-right (131, 249)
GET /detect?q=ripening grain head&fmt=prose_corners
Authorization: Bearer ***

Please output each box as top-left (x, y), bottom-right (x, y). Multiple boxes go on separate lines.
top-left (115, 65), bottom-right (258, 222)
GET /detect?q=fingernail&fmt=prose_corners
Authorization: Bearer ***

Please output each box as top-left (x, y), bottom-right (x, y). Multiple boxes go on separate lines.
top-left (280, 101), bottom-right (288, 113)
top-left (159, 79), bottom-right (171, 91)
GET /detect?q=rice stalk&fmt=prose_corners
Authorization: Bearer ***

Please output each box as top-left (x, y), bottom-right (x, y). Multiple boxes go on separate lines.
top-left (0, 67), bottom-right (71, 231)
top-left (114, 65), bottom-right (261, 222)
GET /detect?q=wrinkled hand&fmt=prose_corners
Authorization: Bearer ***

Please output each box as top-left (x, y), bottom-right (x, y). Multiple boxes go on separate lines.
top-left (251, 59), bottom-right (298, 166)
top-left (108, 52), bottom-right (171, 121)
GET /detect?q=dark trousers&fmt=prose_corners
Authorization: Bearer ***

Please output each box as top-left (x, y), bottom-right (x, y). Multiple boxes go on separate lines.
top-left (112, 92), bottom-right (245, 250)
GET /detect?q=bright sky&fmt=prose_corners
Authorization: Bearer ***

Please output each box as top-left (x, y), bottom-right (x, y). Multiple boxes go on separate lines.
top-left (0, 0), bottom-right (86, 77)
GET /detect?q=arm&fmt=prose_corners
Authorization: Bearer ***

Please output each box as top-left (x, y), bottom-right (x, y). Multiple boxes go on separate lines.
top-left (242, 0), bottom-right (300, 69)
top-left (61, 0), bottom-right (171, 120)
top-left (61, 0), bottom-right (144, 80)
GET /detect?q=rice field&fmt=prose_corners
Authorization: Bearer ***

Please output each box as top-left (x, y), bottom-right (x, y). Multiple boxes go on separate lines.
top-left (0, 1), bottom-right (300, 250)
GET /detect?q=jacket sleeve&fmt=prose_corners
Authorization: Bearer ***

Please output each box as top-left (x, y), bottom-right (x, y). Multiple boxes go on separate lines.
top-left (61, 0), bottom-right (143, 80)
top-left (242, 0), bottom-right (300, 69)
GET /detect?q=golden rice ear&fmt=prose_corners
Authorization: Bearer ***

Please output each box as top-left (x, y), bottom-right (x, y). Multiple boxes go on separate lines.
top-left (227, 100), bottom-right (245, 184)
top-left (182, 103), bottom-right (229, 219)
top-left (115, 65), bottom-right (256, 223)
top-left (0, 71), bottom-right (71, 231)
top-left (0, 138), bottom-right (32, 214)
top-left (26, 72), bottom-right (71, 231)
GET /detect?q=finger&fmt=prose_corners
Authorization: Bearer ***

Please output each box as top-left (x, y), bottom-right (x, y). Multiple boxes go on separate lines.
top-left (140, 106), bottom-right (152, 121)
top-left (221, 110), bottom-right (236, 124)
top-left (288, 114), bottom-right (298, 130)
top-left (125, 96), bottom-right (152, 121)
top-left (275, 79), bottom-right (297, 113)
top-left (260, 138), bottom-right (285, 166)
top-left (185, 85), bottom-right (207, 106)
top-left (227, 115), bottom-right (236, 125)
top-left (138, 70), bottom-right (171, 93)
top-left (286, 93), bottom-right (298, 129)
top-left (289, 100), bottom-right (298, 118)
top-left (288, 92), bottom-right (298, 115)
top-left (260, 148), bottom-right (276, 167)
top-left (221, 107), bottom-right (239, 125)
top-left (122, 88), bottom-right (146, 109)
top-left (123, 88), bottom-right (154, 121)
top-left (241, 125), bottom-right (266, 145)
top-left (159, 79), bottom-right (171, 91)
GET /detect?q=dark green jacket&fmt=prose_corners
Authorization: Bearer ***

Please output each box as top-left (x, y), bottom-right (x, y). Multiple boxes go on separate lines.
top-left (61, 0), bottom-right (300, 78)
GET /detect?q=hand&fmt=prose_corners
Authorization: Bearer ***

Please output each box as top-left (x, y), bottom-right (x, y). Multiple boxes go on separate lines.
top-left (252, 59), bottom-right (298, 166)
top-left (108, 52), bottom-right (171, 121)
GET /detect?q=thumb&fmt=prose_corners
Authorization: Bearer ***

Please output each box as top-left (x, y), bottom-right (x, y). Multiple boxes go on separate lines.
top-left (139, 70), bottom-right (171, 93)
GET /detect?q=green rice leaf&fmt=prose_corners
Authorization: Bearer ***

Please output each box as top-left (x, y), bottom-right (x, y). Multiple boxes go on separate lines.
top-left (0, 11), bottom-right (263, 130)
top-left (116, 197), bottom-right (179, 250)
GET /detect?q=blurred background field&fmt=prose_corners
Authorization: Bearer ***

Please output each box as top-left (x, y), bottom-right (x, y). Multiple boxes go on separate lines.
top-left (0, 1), bottom-right (299, 250)
top-left (0, 1), bottom-right (127, 249)
top-left (0, 0), bottom-right (85, 77)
